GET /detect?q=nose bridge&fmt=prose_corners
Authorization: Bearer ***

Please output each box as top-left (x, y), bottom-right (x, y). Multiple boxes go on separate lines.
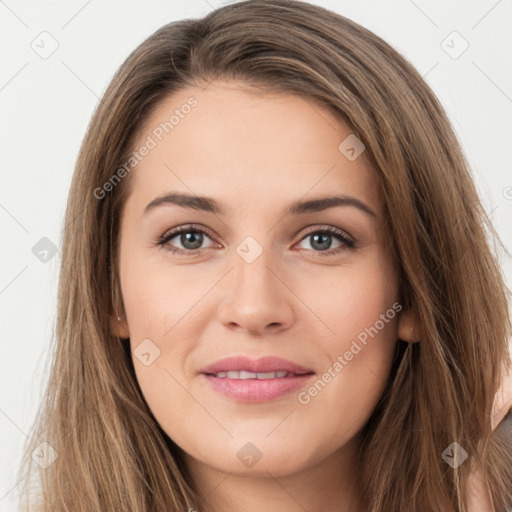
top-left (232, 233), bottom-right (281, 300)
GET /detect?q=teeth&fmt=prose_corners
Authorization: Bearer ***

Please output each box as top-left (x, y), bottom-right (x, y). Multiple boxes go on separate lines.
top-left (213, 370), bottom-right (295, 379)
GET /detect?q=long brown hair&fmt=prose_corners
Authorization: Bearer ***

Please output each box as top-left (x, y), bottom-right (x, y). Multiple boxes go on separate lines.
top-left (16, 1), bottom-right (511, 510)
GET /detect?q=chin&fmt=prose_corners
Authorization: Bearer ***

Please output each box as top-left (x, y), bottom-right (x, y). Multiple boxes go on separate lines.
top-left (190, 436), bottom-right (317, 477)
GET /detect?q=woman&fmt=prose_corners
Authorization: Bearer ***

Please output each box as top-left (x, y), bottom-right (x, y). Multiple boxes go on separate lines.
top-left (17, 1), bottom-right (512, 511)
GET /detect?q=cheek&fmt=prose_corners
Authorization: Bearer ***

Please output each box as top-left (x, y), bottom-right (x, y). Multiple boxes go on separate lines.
top-left (120, 254), bottom-right (205, 340)
top-left (119, 259), bottom-right (209, 427)
top-left (310, 260), bottom-right (398, 351)
top-left (298, 264), bottom-right (399, 425)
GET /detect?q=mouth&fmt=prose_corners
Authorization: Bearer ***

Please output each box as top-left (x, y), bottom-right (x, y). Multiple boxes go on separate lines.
top-left (200, 356), bottom-right (315, 403)
top-left (206, 370), bottom-right (310, 379)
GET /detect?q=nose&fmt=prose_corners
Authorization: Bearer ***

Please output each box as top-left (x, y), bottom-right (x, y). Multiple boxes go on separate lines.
top-left (216, 248), bottom-right (295, 336)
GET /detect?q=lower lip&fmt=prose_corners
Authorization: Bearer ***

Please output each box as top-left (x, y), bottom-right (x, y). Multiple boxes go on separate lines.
top-left (202, 373), bottom-right (315, 403)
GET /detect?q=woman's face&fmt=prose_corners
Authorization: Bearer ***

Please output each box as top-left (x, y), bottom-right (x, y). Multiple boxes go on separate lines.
top-left (114, 80), bottom-right (411, 480)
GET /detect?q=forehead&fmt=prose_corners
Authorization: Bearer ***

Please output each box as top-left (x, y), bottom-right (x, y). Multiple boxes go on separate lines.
top-left (124, 80), bottom-right (382, 218)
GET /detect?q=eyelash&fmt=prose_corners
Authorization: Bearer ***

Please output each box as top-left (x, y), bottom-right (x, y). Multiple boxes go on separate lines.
top-left (156, 223), bottom-right (356, 258)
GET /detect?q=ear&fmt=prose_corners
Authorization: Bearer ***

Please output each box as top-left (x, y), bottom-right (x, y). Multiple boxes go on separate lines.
top-left (109, 308), bottom-right (130, 339)
top-left (397, 309), bottom-right (421, 343)
top-left (110, 273), bottom-right (130, 339)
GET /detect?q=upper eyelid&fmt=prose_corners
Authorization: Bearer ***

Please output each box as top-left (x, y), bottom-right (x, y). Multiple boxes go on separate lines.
top-left (300, 224), bottom-right (353, 240)
top-left (160, 223), bottom-right (217, 241)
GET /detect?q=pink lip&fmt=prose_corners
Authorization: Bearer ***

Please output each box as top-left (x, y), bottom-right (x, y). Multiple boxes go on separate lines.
top-left (199, 355), bottom-right (313, 375)
top-left (200, 356), bottom-right (315, 403)
top-left (203, 374), bottom-right (314, 402)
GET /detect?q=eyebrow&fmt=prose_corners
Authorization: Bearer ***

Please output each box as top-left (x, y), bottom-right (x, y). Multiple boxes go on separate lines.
top-left (143, 192), bottom-right (376, 217)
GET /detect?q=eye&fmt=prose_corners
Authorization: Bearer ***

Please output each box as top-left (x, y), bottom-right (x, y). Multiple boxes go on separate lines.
top-left (157, 224), bottom-right (217, 255)
top-left (156, 224), bottom-right (355, 257)
top-left (294, 226), bottom-right (355, 257)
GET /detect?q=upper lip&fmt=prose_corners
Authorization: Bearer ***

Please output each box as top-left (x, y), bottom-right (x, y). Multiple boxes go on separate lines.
top-left (200, 356), bottom-right (314, 375)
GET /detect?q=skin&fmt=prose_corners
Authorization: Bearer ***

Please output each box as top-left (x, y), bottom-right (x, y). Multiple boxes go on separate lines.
top-left (112, 80), bottom-right (417, 512)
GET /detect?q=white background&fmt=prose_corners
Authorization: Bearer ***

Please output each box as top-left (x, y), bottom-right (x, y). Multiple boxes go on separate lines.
top-left (1, 0), bottom-right (511, 509)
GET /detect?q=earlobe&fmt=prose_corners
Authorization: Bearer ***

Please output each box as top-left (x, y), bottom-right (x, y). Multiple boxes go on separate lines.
top-left (397, 310), bottom-right (421, 343)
